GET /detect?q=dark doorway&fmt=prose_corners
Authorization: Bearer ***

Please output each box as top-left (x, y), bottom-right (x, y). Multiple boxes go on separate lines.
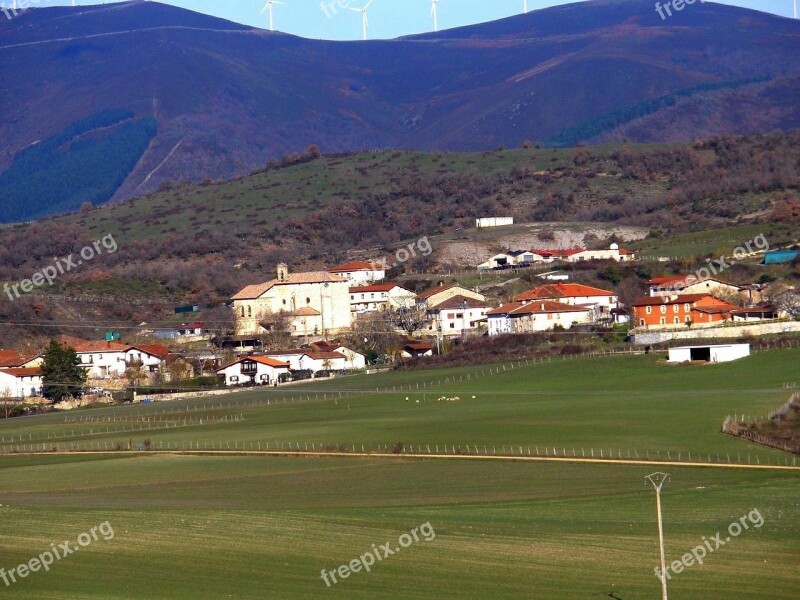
top-left (690, 347), bottom-right (711, 362)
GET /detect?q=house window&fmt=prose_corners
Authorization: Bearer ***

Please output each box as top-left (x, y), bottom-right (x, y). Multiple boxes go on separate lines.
top-left (449, 323), bottom-right (455, 329)
top-left (240, 307), bottom-right (245, 317)
top-left (306, 297), bottom-right (311, 304)
top-left (646, 306), bottom-right (652, 315)
top-left (241, 361), bottom-right (256, 374)
top-left (639, 319), bottom-right (645, 326)
top-left (673, 317), bottom-right (680, 324)
top-left (660, 305), bottom-right (667, 314)
top-left (673, 305), bottom-right (679, 313)
top-left (230, 376), bottom-right (239, 383)
top-left (684, 304), bottom-right (691, 312)
top-left (660, 317), bottom-right (666, 325)
top-left (247, 306), bottom-right (252, 317)
top-left (282, 299), bottom-right (287, 306)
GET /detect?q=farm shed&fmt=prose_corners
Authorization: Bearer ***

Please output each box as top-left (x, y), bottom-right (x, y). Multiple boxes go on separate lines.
top-left (668, 344), bottom-right (750, 364)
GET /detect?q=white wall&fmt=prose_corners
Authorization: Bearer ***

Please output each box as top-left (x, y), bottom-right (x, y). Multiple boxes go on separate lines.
top-left (0, 372), bottom-right (42, 398)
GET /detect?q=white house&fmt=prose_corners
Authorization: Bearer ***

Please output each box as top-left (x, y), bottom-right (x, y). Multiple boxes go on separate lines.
top-left (59, 338), bottom-right (169, 380)
top-left (477, 253), bottom-right (515, 271)
top-left (568, 244), bottom-right (636, 262)
top-left (0, 367), bottom-right (42, 398)
top-left (349, 284), bottom-right (416, 313)
top-left (328, 261), bottom-right (386, 285)
top-left (514, 283), bottom-right (618, 319)
top-left (426, 295), bottom-right (490, 338)
top-left (0, 350), bottom-right (42, 369)
top-left (265, 349), bottom-right (358, 373)
top-left (668, 344), bottom-right (751, 364)
top-left (217, 356), bottom-right (290, 386)
top-left (487, 301), bottom-right (591, 334)
top-left (310, 343), bottom-right (366, 370)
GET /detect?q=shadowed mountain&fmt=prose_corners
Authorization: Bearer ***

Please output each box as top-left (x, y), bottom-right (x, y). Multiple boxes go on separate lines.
top-left (1, 0), bottom-right (799, 220)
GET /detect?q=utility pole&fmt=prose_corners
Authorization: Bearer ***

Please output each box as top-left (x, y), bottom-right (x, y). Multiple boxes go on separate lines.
top-left (645, 472), bottom-right (670, 600)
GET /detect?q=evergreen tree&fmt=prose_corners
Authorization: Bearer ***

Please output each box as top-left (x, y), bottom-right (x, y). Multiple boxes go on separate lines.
top-left (41, 340), bottom-right (86, 402)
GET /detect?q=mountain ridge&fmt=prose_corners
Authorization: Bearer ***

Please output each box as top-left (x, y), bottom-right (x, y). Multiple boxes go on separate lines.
top-left (1, 0), bottom-right (799, 220)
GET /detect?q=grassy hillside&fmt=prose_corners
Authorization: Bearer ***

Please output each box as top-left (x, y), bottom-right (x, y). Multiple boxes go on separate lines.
top-left (2, 350), bottom-right (798, 460)
top-left (0, 352), bottom-right (798, 599)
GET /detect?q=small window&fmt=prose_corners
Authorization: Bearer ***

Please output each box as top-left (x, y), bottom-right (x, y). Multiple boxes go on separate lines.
top-left (673, 317), bottom-right (680, 324)
top-left (646, 306), bottom-right (652, 315)
top-left (673, 305), bottom-right (679, 313)
top-left (241, 307), bottom-right (245, 317)
top-left (247, 306), bottom-right (252, 317)
top-left (660, 305), bottom-right (667, 314)
top-left (684, 304), bottom-right (691, 312)
top-left (639, 319), bottom-right (645, 326)
top-left (660, 317), bottom-right (666, 325)
top-left (306, 297), bottom-right (311, 304)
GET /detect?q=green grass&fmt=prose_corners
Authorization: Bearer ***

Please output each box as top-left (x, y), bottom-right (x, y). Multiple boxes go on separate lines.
top-left (2, 350), bottom-right (798, 461)
top-left (0, 454), bottom-right (797, 599)
top-left (1, 351), bottom-right (798, 598)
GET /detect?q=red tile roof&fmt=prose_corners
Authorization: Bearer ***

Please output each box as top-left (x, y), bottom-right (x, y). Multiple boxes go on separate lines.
top-left (0, 367), bottom-right (41, 377)
top-left (404, 342), bottom-right (434, 351)
top-left (304, 351), bottom-right (346, 361)
top-left (286, 307), bottom-right (321, 317)
top-left (231, 272), bottom-right (348, 301)
top-left (532, 248), bottom-right (585, 257)
top-left (514, 283), bottom-right (616, 302)
top-left (0, 350), bottom-right (38, 368)
top-left (329, 261), bottom-right (384, 273)
top-left (218, 356), bottom-right (291, 371)
top-left (429, 295), bottom-right (490, 311)
top-left (486, 302), bottom-right (525, 316)
top-left (508, 301), bottom-right (590, 315)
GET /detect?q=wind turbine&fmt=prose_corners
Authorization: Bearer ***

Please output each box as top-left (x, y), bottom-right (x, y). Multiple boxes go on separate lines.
top-left (261, 0), bottom-right (283, 32)
top-left (431, 0), bottom-right (440, 32)
top-left (347, 0), bottom-right (373, 41)
top-left (794, 0), bottom-right (798, 20)
top-left (524, 0), bottom-right (528, 13)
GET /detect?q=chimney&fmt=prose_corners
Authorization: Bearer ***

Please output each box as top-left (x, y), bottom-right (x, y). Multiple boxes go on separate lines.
top-left (276, 263), bottom-right (288, 282)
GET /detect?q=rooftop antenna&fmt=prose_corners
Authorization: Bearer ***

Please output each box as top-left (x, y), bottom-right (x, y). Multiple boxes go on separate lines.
top-left (347, 0), bottom-right (373, 41)
top-left (261, 0), bottom-right (283, 32)
top-left (645, 473), bottom-right (671, 600)
top-left (431, 0), bottom-right (440, 32)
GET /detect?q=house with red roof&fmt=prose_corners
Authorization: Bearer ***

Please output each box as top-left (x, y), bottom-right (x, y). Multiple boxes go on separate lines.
top-left (487, 301), bottom-right (591, 335)
top-left (529, 244), bottom-right (635, 263)
top-left (349, 283), bottom-right (416, 314)
top-left (216, 356), bottom-right (290, 386)
top-left (231, 263), bottom-right (351, 337)
top-left (513, 282), bottom-right (619, 319)
top-left (328, 261), bottom-right (386, 285)
top-left (58, 337), bottom-right (170, 381)
top-left (0, 349), bottom-right (42, 369)
top-left (632, 294), bottom-right (739, 329)
top-left (0, 366), bottom-right (42, 398)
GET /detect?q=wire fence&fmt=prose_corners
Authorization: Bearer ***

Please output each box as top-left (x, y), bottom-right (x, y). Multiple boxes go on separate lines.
top-left (0, 439), bottom-right (796, 467)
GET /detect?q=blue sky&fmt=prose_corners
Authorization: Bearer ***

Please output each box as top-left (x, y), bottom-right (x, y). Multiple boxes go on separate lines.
top-left (17, 1), bottom-right (798, 40)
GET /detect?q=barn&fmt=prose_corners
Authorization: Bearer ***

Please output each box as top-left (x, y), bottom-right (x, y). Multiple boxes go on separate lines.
top-left (668, 344), bottom-right (750, 364)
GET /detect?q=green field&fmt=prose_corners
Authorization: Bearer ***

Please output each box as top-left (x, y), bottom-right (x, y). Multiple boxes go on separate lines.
top-left (0, 351), bottom-right (798, 598)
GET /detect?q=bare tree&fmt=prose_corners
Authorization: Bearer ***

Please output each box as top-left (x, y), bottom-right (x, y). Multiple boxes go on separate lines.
top-left (775, 290), bottom-right (800, 319)
top-left (258, 310), bottom-right (291, 350)
top-left (0, 387), bottom-right (25, 419)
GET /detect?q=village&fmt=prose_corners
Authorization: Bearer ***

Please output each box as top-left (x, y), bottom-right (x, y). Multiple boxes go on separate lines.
top-left (2, 226), bottom-right (798, 411)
